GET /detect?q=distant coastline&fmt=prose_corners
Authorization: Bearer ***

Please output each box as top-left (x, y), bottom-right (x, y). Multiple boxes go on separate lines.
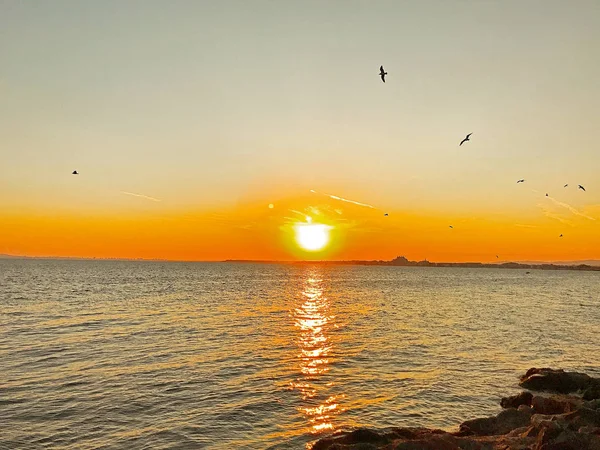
top-left (2, 254), bottom-right (599, 271)
top-left (225, 256), bottom-right (600, 271)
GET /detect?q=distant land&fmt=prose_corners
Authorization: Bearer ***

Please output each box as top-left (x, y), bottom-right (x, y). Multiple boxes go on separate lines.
top-left (1, 254), bottom-right (599, 271)
top-left (226, 256), bottom-right (600, 272)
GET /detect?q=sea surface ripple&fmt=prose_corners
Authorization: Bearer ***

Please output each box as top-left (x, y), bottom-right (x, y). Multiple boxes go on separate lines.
top-left (1, 260), bottom-right (599, 449)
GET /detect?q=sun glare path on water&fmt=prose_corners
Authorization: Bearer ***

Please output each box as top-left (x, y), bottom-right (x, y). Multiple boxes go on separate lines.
top-left (290, 273), bottom-right (344, 438)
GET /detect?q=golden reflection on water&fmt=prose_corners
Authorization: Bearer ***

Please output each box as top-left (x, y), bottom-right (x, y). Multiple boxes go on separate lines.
top-left (290, 270), bottom-right (344, 437)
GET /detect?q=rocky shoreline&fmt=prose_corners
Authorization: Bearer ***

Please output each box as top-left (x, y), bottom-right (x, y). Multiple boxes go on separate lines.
top-left (312, 368), bottom-right (600, 450)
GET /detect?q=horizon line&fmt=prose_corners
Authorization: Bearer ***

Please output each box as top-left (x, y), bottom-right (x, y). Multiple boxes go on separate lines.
top-left (1, 253), bottom-right (598, 266)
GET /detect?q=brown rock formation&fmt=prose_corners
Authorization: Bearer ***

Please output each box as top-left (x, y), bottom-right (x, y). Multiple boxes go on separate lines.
top-left (311, 368), bottom-right (600, 450)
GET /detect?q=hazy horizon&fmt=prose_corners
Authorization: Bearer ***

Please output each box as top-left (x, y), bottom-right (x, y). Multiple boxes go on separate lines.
top-left (2, 253), bottom-right (600, 266)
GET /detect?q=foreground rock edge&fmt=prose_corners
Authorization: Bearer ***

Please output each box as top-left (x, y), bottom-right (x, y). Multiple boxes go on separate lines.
top-left (311, 368), bottom-right (600, 450)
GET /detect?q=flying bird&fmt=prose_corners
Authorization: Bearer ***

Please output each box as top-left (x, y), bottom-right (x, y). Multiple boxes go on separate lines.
top-left (564, 184), bottom-right (568, 188)
top-left (72, 170), bottom-right (78, 175)
top-left (559, 234), bottom-right (563, 238)
top-left (496, 255), bottom-right (499, 259)
top-left (546, 193), bottom-right (548, 197)
top-left (578, 185), bottom-right (586, 191)
top-left (517, 179), bottom-right (525, 183)
top-left (449, 225), bottom-right (453, 229)
top-left (379, 65), bottom-right (387, 83)
top-left (459, 133), bottom-right (472, 146)
top-left (384, 213), bottom-right (389, 217)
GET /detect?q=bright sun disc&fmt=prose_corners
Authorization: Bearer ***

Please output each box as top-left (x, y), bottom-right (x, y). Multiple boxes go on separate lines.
top-left (294, 224), bottom-right (331, 251)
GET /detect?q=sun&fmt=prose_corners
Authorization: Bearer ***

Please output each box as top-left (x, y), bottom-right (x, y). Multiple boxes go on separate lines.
top-left (294, 223), bottom-right (332, 252)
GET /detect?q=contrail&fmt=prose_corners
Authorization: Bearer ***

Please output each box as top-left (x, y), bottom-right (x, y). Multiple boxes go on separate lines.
top-left (546, 195), bottom-right (596, 221)
top-left (121, 191), bottom-right (161, 202)
top-left (310, 189), bottom-right (376, 209)
top-left (538, 204), bottom-right (574, 227)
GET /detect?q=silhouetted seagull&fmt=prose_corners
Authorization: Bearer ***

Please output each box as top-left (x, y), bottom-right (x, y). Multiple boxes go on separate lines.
top-left (559, 234), bottom-right (563, 238)
top-left (564, 184), bottom-right (568, 188)
top-left (449, 225), bottom-right (453, 229)
top-left (72, 170), bottom-right (79, 175)
top-left (384, 213), bottom-right (389, 216)
top-left (546, 193), bottom-right (549, 197)
top-left (459, 133), bottom-right (472, 146)
top-left (379, 65), bottom-right (387, 83)
top-left (578, 185), bottom-right (586, 191)
top-left (517, 179), bottom-right (525, 183)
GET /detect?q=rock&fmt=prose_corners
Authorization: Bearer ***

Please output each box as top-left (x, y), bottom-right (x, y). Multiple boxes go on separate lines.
top-left (311, 428), bottom-right (389, 450)
top-left (562, 407), bottom-right (600, 428)
top-left (583, 384), bottom-right (600, 401)
top-left (502, 391), bottom-right (533, 409)
top-left (531, 395), bottom-right (577, 415)
top-left (520, 368), bottom-right (597, 394)
top-left (459, 408), bottom-right (531, 436)
top-left (312, 368), bottom-right (600, 450)
top-left (533, 422), bottom-right (564, 448)
top-left (535, 428), bottom-right (600, 450)
top-left (584, 399), bottom-right (600, 410)
top-left (392, 436), bottom-right (462, 450)
top-left (578, 426), bottom-right (600, 435)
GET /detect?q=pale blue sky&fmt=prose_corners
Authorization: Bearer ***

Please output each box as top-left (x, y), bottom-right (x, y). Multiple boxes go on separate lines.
top-left (1, 0), bottom-right (599, 216)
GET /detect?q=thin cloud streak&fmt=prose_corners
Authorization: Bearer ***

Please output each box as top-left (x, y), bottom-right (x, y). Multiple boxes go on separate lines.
top-left (546, 195), bottom-right (596, 221)
top-left (538, 204), bottom-right (575, 227)
top-left (121, 191), bottom-right (161, 202)
top-left (311, 189), bottom-right (376, 209)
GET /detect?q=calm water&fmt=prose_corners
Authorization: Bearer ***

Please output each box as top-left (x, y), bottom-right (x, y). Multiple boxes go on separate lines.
top-left (1, 260), bottom-right (599, 449)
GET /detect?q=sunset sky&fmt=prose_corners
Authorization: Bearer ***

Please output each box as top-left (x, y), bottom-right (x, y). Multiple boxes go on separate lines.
top-left (1, 1), bottom-right (599, 261)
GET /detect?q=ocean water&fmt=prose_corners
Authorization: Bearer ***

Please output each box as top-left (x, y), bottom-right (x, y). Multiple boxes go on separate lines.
top-left (1, 260), bottom-right (599, 449)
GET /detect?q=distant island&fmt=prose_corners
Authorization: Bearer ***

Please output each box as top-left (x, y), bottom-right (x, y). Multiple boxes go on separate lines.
top-left (226, 256), bottom-right (600, 271)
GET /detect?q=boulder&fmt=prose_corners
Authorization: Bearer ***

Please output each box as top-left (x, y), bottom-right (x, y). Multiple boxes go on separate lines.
top-left (459, 408), bottom-right (531, 436)
top-left (534, 428), bottom-right (600, 450)
top-left (312, 368), bottom-right (600, 450)
top-left (583, 384), bottom-right (600, 401)
top-left (562, 407), bottom-right (600, 429)
top-left (518, 405), bottom-right (533, 414)
top-left (311, 428), bottom-right (389, 450)
top-left (520, 368), bottom-right (596, 394)
top-left (584, 399), bottom-right (600, 410)
top-left (502, 391), bottom-right (533, 409)
top-left (531, 395), bottom-right (577, 415)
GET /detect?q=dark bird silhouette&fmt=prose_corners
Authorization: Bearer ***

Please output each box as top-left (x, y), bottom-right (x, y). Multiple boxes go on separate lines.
top-left (559, 234), bottom-right (563, 238)
top-left (578, 185), bottom-right (586, 191)
top-left (449, 225), bottom-right (453, 229)
top-left (72, 170), bottom-right (79, 175)
top-left (459, 133), bottom-right (472, 146)
top-left (546, 193), bottom-right (549, 197)
top-left (496, 255), bottom-right (499, 259)
top-left (517, 179), bottom-right (525, 183)
top-left (384, 213), bottom-right (389, 217)
top-left (564, 184), bottom-right (568, 188)
top-left (379, 65), bottom-right (387, 83)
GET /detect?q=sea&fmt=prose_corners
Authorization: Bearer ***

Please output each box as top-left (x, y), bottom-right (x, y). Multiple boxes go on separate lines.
top-left (1, 259), bottom-right (599, 449)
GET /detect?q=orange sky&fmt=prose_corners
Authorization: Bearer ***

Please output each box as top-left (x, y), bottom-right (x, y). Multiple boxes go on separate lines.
top-left (1, 2), bottom-right (599, 262)
top-left (2, 191), bottom-right (598, 262)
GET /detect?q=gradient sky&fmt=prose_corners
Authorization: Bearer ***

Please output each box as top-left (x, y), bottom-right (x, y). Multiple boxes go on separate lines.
top-left (1, 1), bottom-right (599, 261)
